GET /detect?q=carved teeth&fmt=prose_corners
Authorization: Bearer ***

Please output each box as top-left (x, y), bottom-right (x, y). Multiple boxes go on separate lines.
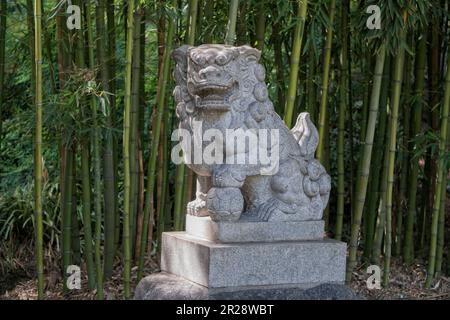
top-left (197, 101), bottom-right (230, 111)
top-left (200, 100), bottom-right (223, 105)
top-left (198, 84), bottom-right (229, 89)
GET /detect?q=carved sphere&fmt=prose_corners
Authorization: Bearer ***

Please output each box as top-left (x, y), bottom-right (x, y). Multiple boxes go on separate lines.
top-left (307, 160), bottom-right (322, 181)
top-left (254, 64), bottom-right (266, 82)
top-left (249, 101), bottom-right (266, 122)
top-left (253, 83), bottom-right (268, 102)
top-left (207, 187), bottom-right (243, 222)
top-left (303, 178), bottom-right (320, 197)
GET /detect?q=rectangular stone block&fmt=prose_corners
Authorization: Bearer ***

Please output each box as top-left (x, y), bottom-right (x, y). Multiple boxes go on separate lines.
top-left (185, 215), bottom-right (325, 242)
top-left (161, 232), bottom-right (346, 289)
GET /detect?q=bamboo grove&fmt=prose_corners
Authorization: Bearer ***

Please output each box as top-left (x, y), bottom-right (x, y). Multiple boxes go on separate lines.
top-left (0, 0), bottom-right (449, 299)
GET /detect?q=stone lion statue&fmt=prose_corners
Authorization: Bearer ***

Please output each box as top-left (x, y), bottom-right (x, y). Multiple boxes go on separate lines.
top-left (172, 44), bottom-right (330, 222)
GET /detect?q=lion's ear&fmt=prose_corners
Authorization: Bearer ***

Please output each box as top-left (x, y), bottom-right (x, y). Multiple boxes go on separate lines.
top-left (172, 45), bottom-right (192, 65)
top-left (237, 45), bottom-right (261, 63)
top-left (172, 45), bottom-right (192, 86)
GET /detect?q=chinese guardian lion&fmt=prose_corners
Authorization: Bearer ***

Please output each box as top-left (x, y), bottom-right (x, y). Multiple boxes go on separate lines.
top-left (172, 44), bottom-right (330, 222)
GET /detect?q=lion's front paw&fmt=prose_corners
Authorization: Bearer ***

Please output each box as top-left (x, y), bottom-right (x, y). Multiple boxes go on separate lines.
top-left (207, 187), bottom-right (243, 222)
top-left (187, 198), bottom-right (209, 217)
top-left (212, 167), bottom-right (245, 188)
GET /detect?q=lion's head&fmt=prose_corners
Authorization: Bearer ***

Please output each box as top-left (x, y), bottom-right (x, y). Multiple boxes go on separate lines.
top-left (172, 44), bottom-right (272, 128)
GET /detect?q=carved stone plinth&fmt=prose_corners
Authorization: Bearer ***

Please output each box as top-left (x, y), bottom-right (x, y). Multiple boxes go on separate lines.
top-left (135, 231), bottom-right (350, 300)
top-left (161, 232), bottom-right (345, 289)
top-left (186, 214), bottom-right (325, 242)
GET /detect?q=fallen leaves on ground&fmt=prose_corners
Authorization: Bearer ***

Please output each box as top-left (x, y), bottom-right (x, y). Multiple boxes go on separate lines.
top-left (351, 257), bottom-right (450, 300)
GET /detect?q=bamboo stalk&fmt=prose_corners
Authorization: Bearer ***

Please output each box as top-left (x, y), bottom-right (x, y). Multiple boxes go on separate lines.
top-left (335, 0), bottom-right (349, 241)
top-left (80, 141), bottom-right (95, 289)
top-left (123, 0), bottom-right (135, 299)
top-left (173, 0), bottom-right (197, 233)
top-left (404, 33), bottom-right (427, 264)
top-left (437, 76), bottom-right (450, 278)
top-left (306, 50), bottom-right (317, 123)
top-left (74, 7), bottom-right (96, 289)
top-left (0, 0), bottom-right (6, 138)
top-left (33, 0), bottom-right (44, 299)
top-left (203, 0), bottom-right (213, 43)
top-left (283, 0), bottom-right (308, 128)
top-left (363, 54), bottom-right (391, 260)
top-left (137, 0), bottom-right (177, 279)
top-left (71, 151), bottom-right (81, 266)
top-left (316, 0), bottom-right (336, 163)
top-left (27, 0), bottom-right (36, 100)
top-left (129, 10), bottom-right (142, 257)
top-left (95, 0), bottom-right (116, 280)
top-left (383, 19), bottom-right (407, 286)
top-left (135, 11), bottom-right (146, 256)
top-left (106, 0), bottom-right (116, 109)
top-left (254, 0), bottom-right (266, 52)
top-left (62, 146), bottom-right (73, 291)
top-left (426, 11), bottom-right (441, 241)
top-left (86, 0), bottom-right (104, 299)
top-left (435, 166), bottom-right (447, 275)
top-left (236, 0), bottom-right (248, 45)
top-left (425, 33), bottom-right (450, 287)
top-left (225, 0), bottom-right (239, 45)
top-left (345, 44), bottom-right (386, 282)
top-left (106, 0), bottom-right (119, 256)
top-left (156, 104), bottom-right (171, 248)
top-left (372, 120), bottom-right (391, 265)
top-left (43, 6), bottom-right (56, 94)
top-left (395, 51), bottom-right (412, 257)
top-left (187, 0), bottom-right (198, 45)
top-left (182, 0), bottom-right (195, 202)
top-left (174, 163), bottom-right (186, 231)
top-left (271, 12), bottom-right (285, 115)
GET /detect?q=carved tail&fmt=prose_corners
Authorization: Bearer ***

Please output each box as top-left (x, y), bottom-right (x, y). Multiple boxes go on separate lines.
top-left (291, 112), bottom-right (331, 213)
top-left (290, 112), bottom-right (319, 160)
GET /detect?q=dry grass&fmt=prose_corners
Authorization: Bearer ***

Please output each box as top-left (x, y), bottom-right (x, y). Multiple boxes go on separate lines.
top-left (0, 252), bottom-right (159, 300)
top-left (350, 258), bottom-right (450, 300)
top-left (2, 254), bottom-right (449, 300)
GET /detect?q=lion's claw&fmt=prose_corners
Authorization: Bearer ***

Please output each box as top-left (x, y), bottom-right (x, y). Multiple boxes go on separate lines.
top-left (187, 198), bottom-right (208, 217)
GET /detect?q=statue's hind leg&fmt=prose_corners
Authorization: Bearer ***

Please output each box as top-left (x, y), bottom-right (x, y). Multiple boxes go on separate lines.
top-left (254, 159), bottom-right (307, 221)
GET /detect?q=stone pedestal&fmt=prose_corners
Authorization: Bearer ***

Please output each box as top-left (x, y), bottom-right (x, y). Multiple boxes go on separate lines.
top-left (135, 216), bottom-right (349, 300)
top-left (185, 215), bottom-right (325, 242)
top-left (161, 231), bottom-right (345, 289)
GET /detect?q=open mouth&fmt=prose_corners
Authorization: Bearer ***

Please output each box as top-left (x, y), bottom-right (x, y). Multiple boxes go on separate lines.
top-left (196, 96), bottom-right (230, 111)
top-left (193, 82), bottom-right (237, 112)
top-left (194, 81), bottom-right (233, 97)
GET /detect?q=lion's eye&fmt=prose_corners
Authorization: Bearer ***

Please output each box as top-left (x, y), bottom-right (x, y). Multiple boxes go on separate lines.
top-left (215, 54), bottom-right (229, 66)
top-left (191, 53), bottom-right (206, 66)
top-left (195, 56), bottom-right (206, 65)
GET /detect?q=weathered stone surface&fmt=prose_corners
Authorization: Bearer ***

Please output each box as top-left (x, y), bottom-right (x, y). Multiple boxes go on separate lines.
top-left (172, 44), bottom-right (331, 223)
top-left (161, 232), bottom-right (346, 288)
top-left (134, 273), bottom-right (208, 300)
top-left (186, 214), bottom-right (325, 242)
top-left (134, 272), bottom-right (363, 300)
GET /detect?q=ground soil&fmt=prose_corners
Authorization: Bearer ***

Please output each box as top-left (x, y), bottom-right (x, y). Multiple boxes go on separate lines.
top-left (1, 255), bottom-right (449, 300)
